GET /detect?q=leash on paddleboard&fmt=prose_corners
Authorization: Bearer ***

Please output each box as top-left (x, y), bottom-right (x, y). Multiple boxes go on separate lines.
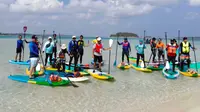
top-left (192, 37), bottom-right (198, 73)
top-left (113, 36), bottom-right (119, 66)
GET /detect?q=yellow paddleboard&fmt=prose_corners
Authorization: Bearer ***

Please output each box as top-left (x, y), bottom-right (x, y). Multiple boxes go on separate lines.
top-left (86, 69), bottom-right (114, 80)
top-left (45, 67), bottom-right (89, 76)
top-left (25, 68), bottom-right (44, 76)
top-left (179, 71), bottom-right (200, 77)
top-left (131, 64), bottom-right (152, 72)
top-left (117, 63), bottom-right (131, 69)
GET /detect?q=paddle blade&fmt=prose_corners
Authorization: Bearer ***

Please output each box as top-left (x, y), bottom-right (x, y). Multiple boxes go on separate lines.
top-left (141, 61), bottom-right (144, 68)
top-left (113, 60), bottom-right (117, 66)
top-left (109, 39), bottom-right (113, 47)
top-left (165, 61), bottom-right (170, 69)
top-left (36, 63), bottom-right (41, 71)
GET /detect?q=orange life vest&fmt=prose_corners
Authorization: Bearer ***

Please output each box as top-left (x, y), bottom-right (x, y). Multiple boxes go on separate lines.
top-left (167, 44), bottom-right (177, 54)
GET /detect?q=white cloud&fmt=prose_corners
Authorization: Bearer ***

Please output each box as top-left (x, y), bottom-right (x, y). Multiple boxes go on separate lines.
top-left (189, 0), bottom-right (200, 6)
top-left (9, 0), bottom-right (64, 13)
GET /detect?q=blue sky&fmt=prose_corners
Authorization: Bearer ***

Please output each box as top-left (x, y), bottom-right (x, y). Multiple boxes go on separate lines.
top-left (0, 0), bottom-right (200, 37)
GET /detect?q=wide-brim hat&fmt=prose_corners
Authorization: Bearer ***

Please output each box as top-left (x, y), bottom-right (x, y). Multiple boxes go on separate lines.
top-left (61, 44), bottom-right (66, 49)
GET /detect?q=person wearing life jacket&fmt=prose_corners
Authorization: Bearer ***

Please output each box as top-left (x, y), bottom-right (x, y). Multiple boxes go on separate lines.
top-left (42, 37), bottom-right (54, 66)
top-left (117, 37), bottom-right (131, 65)
top-left (150, 37), bottom-right (157, 63)
top-left (135, 40), bottom-right (146, 67)
top-left (166, 39), bottom-right (179, 72)
top-left (93, 37), bottom-right (111, 72)
top-left (156, 38), bottom-right (165, 64)
top-left (68, 36), bottom-right (79, 71)
top-left (57, 44), bottom-right (68, 72)
top-left (179, 37), bottom-right (195, 71)
top-left (77, 35), bottom-right (89, 65)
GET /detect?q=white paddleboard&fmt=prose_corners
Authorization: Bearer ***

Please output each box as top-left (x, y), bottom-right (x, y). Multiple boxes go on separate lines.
top-left (61, 77), bottom-right (89, 82)
top-left (87, 69), bottom-right (108, 75)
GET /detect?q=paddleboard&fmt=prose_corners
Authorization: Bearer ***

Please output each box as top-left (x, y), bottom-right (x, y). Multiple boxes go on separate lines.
top-left (45, 71), bottom-right (89, 82)
top-left (117, 63), bottom-right (131, 69)
top-left (45, 67), bottom-right (89, 76)
top-left (147, 64), bottom-right (164, 71)
top-left (65, 62), bottom-right (90, 69)
top-left (8, 75), bottom-right (70, 86)
top-left (129, 57), bottom-right (148, 63)
top-left (9, 60), bottom-right (30, 65)
top-left (131, 64), bottom-right (152, 72)
top-left (86, 69), bottom-right (114, 80)
top-left (162, 68), bottom-right (179, 79)
top-left (179, 71), bottom-right (200, 77)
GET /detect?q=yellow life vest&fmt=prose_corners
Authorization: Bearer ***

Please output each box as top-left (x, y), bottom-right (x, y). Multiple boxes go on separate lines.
top-left (182, 42), bottom-right (189, 53)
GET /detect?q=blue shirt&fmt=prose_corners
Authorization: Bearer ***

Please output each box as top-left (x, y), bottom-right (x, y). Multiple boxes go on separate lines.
top-left (17, 40), bottom-right (23, 49)
top-left (68, 40), bottom-right (78, 53)
top-left (135, 44), bottom-right (146, 54)
top-left (29, 42), bottom-right (39, 58)
top-left (118, 41), bottom-right (131, 52)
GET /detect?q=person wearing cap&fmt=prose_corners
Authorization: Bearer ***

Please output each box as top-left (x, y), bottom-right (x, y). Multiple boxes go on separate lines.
top-left (77, 35), bottom-right (89, 65)
top-left (57, 44), bottom-right (68, 72)
top-left (135, 39), bottom-right (147, 67)
top-left (42, 37), bottom-right (54, 66)
top-left (28, 35), bottom-right (40, 79)
top-left (166, 39), bottom-right (179, 72)
top-left (156, 38), bottom-right (165, 64)
top-left (117, 37), bottom-right (131, 65)
top-left (93, 37), bottom-right (111, 72)
top-left (52, 34), bottom-right (58, 59)
top-left (150, 37), bottom-right (157, 63)
top-left (179, 37), bottom-right (195, 71)
top-left (15, 35), bottom-right (24, 62)
top-left (68, 36), bottom-right (79, 71)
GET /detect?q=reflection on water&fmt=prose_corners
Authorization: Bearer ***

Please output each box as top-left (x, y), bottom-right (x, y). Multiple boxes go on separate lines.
top-left (0, 38), bottom-right (200, 112)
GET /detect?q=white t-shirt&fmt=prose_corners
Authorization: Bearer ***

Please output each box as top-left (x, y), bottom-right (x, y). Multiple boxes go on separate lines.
top-left (93, 43), bottom-right (104, 56)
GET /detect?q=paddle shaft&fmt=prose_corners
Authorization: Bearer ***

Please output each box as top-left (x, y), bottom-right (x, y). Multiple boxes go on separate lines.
top-left (23, 31), bottom-right (26, 61)
top-left (59, 33), bottom-right (61, 46)
top-left (42, 30), bottom-right (45, 48)
top-left (165, 32), bottom-right (167, 63)
top-left (192, 37), bottom-right (198, 72)
top-left (108, 50), bottom-right (111, 74)
top-left (114, 36), bottom-right (119, 65)
top-left (178, 30), bottom-right (180, 44)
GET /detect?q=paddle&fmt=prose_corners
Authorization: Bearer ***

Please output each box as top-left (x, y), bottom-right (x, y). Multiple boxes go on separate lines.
top-left (59, 33), bottom-right (61, 47)
top-left (142, 30), bottom-right (146, 67)
top-left (192, 37), bottom-right (198, 72)
top-left (22, 26), bottom-right (27, 61)
top-left (164, 32), bottom-right (170, 70)
top-left (178, 30), bottom-right (180, 45)
top-left (42, 30), bottom-right (45, 49)
top-left (113, 36), bottom-right (119, 66)
top-left (108, 39), bottom-right (113, 74)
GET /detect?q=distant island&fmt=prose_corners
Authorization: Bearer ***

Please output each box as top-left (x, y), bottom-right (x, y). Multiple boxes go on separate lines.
top-left (0, 32), bottom-right (40, 36)
top-left (110, 32), bottom-right (139, 37)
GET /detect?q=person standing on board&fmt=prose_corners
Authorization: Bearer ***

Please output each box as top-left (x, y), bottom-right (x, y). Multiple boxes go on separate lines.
top-left (156, 38), bottom-right (165, 65)
top-left (57, 44), bottom-right (68, 72)
top-left (150, 37), bottom-right (157, 63)
top-left (77, 35), bottom-right (89, 65)
top-left (15, 35), bottom-right (24, 62)
top-left (135, 39), bottom-right (146, 67)
top-left (117, 37), bottom-right (131, 65)
top-left (92, 36), bottom-right (99, 44)
top-left (29, 35), bottom-right (39, 79)
top-left (166, 39), bottom-right (179, 72)
top-left (42, 37), bottom-right (54, 66)
top-left (179, 37), bottom-right (195, 71)
top-left (93, 37), bottom-right (111, 72)
top-left (68, 36), bottom-right (79, 71)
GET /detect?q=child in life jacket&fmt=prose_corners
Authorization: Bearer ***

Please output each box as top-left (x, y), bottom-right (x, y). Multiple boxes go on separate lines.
top-left (166, 39), bottom-right (179, 72)
top-left (117, 37), bottom-right (131, 65)
top-left (57, 44), bottom-right (68, 72)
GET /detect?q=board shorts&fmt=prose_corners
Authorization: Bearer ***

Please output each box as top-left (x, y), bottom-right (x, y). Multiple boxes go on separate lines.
top-left (16, 48), bottom-right (22, 53)
top-left (94, 55), bottom-right (102, 63)
top-left (30, 57), bottom-right (39, 68)
top-left (180, 54), bottom-right (190, 60)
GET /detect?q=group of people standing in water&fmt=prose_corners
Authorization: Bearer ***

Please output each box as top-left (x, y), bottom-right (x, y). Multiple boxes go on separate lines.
top-left (15, 34), bottom-right (110, 78)
top-left (14, 33), bottom-right (196, 78)
top-left (115, 36), bottom-right (196, 73)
